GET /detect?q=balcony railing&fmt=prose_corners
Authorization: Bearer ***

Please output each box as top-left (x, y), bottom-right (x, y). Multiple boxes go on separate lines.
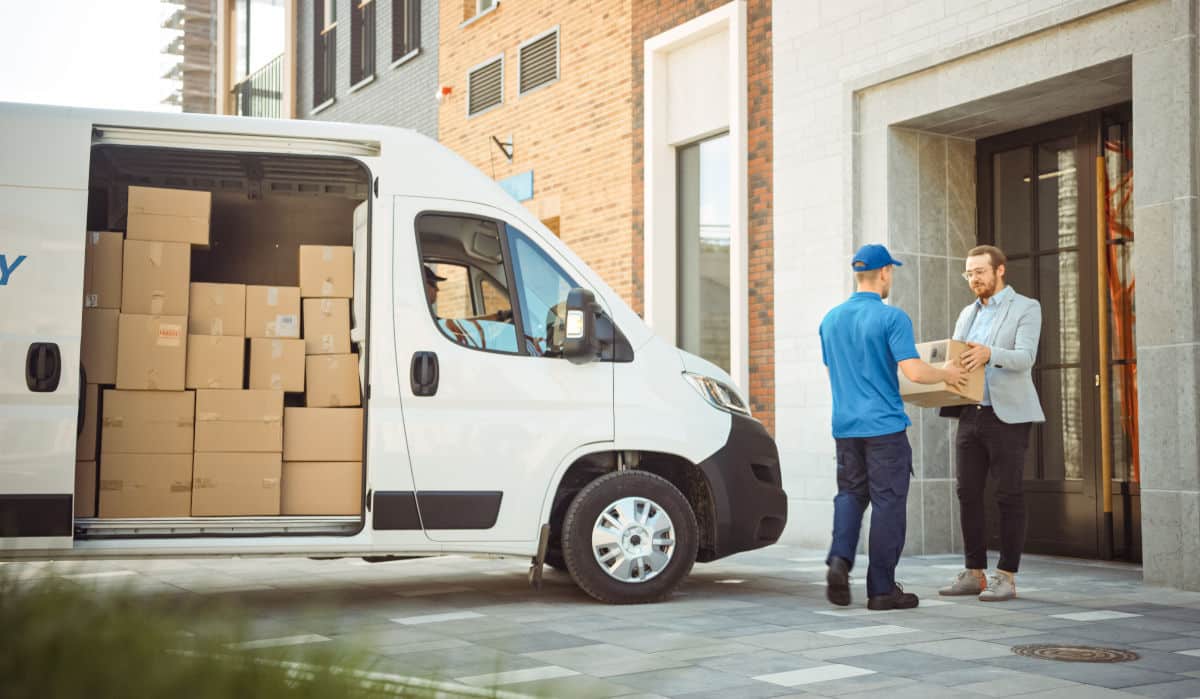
top-left (233, 53), bottom-right (284, 118)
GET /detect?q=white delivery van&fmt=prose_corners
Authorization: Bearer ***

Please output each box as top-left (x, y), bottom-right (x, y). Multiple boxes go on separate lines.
top-left (0, 102), bottom-right (786, 604)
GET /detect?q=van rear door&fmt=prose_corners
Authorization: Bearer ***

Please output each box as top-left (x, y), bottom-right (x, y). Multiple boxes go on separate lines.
top-left (0, 104), bottom-right (91, 550)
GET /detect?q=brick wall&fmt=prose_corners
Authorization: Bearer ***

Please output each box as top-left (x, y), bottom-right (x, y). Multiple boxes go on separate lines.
top-left (297, 0), bottom-right (439, 138)
top-left (631, 0), bottom-right (775, 434)
top-left (436, 0), bottom-right (637, 302)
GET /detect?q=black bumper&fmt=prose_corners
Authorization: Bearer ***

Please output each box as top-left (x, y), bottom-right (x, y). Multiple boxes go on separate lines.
top-left (696, 414), bottom-right (788, 561)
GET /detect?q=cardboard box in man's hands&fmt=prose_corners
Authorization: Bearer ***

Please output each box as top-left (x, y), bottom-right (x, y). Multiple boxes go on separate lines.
top-left (898, 339), bottom-right (984, 407)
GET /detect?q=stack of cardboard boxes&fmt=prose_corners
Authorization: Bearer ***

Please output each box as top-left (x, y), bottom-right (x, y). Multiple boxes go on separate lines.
top-left (75, 186), bottom-right (363, 519)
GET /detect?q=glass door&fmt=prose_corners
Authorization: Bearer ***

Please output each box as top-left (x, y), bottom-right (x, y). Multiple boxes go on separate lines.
top-left (978, 114), bottom-right (1102, 558)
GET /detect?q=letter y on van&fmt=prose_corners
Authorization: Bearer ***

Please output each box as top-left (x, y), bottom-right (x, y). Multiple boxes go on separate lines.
top-left (0, 254), bottom-right (26, 285)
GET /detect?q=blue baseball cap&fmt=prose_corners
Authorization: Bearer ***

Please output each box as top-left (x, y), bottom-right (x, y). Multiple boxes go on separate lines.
top-left (851, 244), bottom-right (904, 271)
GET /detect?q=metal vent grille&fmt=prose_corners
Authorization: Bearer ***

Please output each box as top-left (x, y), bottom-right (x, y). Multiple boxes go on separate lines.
top-left (519, 29), bottom-right (559, 94)
top-left (468, 58), bottom-right (503, 116)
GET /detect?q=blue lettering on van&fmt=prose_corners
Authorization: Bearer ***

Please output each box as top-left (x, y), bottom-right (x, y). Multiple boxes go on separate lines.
top-left (0, 254), bottom-right (26, 285)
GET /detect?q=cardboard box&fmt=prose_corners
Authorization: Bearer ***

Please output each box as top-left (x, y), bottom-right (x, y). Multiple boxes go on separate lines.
top-left (281, 462), bottom-right (362, 515)
top-left (81, 308), bottom-right (119, 385)
top-left (283, 408), bottom-right (362, 462)
top-left (77, 384), bottom-right (100, 461)
top-left (191, 452), bottom-right (282, 516)
top-left (302, 298), bottom-right (351, 355)
top-left (121, 240), bottom-right (190, 316)
top-left (101, 390), bottom-right (195, 454)
top-left (75, 460), bottom-right (97, 517)
top-left (299, 245), bottom-right (353, 299)
top-left (898, 339), bottom-right (986, 408)
top-left (245, 286), bottom-right (301, 339)
top-left (126, 186), bottom-right (210, 246)
top-left (249, 338), bottom-right (305, 392)
top-left (83, 232), bottom-right (123, 309)
top-left (98, 453), bottom-right (193, 518)
top-left (116, 314), bottom-right (187, 391)
top-left (186, 335), bottom-right (245, 390)
top-left (194, 389), bottom-right (283, 453)
top-left (305, 354), bottom-right (360, 407)
top-left (189, 283), bottom-right (246, 336)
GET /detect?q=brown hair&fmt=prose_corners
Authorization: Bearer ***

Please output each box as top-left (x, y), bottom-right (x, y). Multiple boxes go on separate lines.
top-left (967, 245), bottom-right (1007, 269)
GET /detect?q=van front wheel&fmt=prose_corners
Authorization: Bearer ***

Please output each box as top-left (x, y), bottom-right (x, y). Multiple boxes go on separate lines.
top-left (562, 470), bottom-right (698, 604)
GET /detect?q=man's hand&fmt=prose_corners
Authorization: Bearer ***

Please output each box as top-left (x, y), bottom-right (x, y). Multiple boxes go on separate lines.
top-left (961, 342), bottom-right (991, 372)
top-left (941, 362), bottom-right (969, 388)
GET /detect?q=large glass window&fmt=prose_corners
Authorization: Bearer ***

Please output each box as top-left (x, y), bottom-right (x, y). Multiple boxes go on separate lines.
top-left (235, 0), bottom-right (286, 82)
top-left (676, 133), bottom-right (731, 373)
top-left (508, 226), bottom-right (577, 358)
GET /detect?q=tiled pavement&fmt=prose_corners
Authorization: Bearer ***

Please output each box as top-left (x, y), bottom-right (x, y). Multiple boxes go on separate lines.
top-left (8, 546), bottom-right (1200, 698)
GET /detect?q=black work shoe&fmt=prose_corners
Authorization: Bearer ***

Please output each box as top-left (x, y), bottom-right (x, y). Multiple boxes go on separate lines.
top-left (867, 585), bottom-right (919, 610)
top-left (826, 557), bottom-right (851, 607)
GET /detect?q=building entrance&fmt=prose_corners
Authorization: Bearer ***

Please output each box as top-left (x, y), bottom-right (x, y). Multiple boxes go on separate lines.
top-left (976, 105), bottom-right (1140, 562)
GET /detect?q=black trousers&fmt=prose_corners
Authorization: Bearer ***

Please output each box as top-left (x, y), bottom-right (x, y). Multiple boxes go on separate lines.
top-left (956, 406), bottom-right (1032, 573)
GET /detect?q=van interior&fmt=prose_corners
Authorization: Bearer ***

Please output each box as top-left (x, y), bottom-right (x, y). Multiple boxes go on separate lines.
top-left (78, 143), bottom-right (371, 540)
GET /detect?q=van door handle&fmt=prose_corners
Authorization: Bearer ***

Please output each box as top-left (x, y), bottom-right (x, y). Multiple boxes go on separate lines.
top-left (410, 351), bottom-right (439, 397)
top-left (26, 342), bottom-right (62, 392)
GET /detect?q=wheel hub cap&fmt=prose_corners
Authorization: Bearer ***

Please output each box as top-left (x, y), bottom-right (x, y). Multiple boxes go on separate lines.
top-left (591, 496), bottom-right (676, 583)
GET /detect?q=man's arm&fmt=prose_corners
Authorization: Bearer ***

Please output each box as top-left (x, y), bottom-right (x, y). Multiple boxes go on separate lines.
top-left (987, 300), bottom-right (1042, 371)
top-left (899, 358), bottom-right (968, 386)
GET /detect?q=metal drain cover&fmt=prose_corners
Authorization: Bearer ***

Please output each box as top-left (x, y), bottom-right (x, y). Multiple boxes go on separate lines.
top-left (1012, 644), bottom-right (1140, 663)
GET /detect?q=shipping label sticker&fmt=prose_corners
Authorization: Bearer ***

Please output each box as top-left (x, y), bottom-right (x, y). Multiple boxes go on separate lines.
top-left (85, 293), bottom-right (99, 308)
top-left (274, 314), bottom-right (299, 337)
top-left (267, 286), bottom-right (279, 306)
top-left (157, 323), bottom-right (183, 347)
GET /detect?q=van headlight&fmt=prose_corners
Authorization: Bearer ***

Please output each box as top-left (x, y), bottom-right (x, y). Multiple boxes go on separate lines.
top-left (683, 372), bottom-right (751, 417)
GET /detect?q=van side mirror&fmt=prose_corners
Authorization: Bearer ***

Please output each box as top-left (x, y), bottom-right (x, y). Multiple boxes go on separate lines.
top-left (563, 288), bottom-right (600, 364)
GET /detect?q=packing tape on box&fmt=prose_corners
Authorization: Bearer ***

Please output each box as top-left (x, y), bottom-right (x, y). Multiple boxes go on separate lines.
top-left (321, 279), bottom-right (334, 296)
top-left (170, 482), bottom-right (191, 493)
top-left (210, 318), bottom-right (224, 335)
top-left (197, 412), bottom-right (219, 421)
top-left (194, 477), bottom-right (215, 489)
top-left (267, 287), bottom-right (279, 306)
top-left (320, 299), bottom-right (334, 315)
top-left (150, 293), bottom-right (165, 315)
top-left (323, 246), bottom-right (334, 262)
top-left (321, 334), bottom-right (334, 353)
top-left (90, 231), bottom-right (101, 245)
top-left (263, 478), bottom-right (279, 488)
top-left (102, 416), bottom-right (125, 427)
top-left (148, 242), bottom-right (164, 267)
top-left (99, 479), bottom-right (123, 491)
top-left (176, 417), bottom-right (192, 427)
top-left (196, 412), bottom-right (281, 424)
top-left (269, 373), bottom-right (282, 389)
top-left (271, 340), bottom-right (283, 359)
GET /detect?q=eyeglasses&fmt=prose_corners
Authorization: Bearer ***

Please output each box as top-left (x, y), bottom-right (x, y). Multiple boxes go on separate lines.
top-left (961, 268), bottom-right (992, 281)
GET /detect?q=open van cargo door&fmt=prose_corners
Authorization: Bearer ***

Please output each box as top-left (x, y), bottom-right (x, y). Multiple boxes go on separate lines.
top-left (0, 103), bottom-right (92, 551)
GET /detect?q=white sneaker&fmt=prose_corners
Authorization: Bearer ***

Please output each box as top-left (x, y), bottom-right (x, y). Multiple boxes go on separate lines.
top-left (938, 569), bottom-right (987, 596)
top-left (978, 572), bottom-right (1016, 601)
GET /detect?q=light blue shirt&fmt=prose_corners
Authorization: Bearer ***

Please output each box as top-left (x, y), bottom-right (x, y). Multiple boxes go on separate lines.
top-left (964, 285), bottom-right (1015, 406)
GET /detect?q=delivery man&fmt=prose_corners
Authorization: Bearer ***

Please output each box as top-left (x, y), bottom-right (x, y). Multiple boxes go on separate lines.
top-left (820, 244), bottom-right (968, 610)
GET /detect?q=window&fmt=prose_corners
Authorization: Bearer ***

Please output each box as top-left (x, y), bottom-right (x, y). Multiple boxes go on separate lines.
top-left (464, 0), bottom-right (495, 20)
top-left (467, 56), bottom-right (503, 116)
top-left (676, 133), bottom-right (731, 373)
top-left (392, 0), bottom-right (421, 62)
top-left (313, 0), bottom-right (337, 106)
top-left (518, 28), bottom-right (559, 95)
top-left (350, 0), bottom-right (376, 86)
top-left (419, 216), bottom-right (519, 354)
top-left (508, 225), bottom-right (577, 358)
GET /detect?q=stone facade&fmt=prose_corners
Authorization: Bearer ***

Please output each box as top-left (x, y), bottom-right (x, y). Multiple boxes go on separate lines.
top-left (774, 0), bottom-right (1200, 590)
top-left (297, 0), bottom-right (439, 138)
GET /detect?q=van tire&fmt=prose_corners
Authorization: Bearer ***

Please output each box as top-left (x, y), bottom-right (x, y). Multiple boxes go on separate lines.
top-left (543, 549), bottom-right (567, 571)
top-left (561, 470), bottom-right (698, 604)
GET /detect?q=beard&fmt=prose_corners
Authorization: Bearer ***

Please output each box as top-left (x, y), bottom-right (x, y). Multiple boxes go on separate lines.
top-left (972, 279), bottom-right (997, 300)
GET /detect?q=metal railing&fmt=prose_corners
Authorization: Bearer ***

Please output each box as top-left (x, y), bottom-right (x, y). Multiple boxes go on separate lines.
top-left (234, 53), bottom-right (284, 118)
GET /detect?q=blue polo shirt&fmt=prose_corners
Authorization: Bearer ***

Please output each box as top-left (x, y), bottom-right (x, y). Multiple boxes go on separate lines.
top-left (819, 292), bottom-right (920, 438)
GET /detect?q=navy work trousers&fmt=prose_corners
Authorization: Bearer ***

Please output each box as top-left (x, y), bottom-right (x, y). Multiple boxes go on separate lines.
top-left (826, 430), bottom-right (912, 597)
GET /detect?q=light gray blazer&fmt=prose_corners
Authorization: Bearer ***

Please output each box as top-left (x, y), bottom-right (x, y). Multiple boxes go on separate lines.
top-left (951, 288), bottom-right (1046, 424)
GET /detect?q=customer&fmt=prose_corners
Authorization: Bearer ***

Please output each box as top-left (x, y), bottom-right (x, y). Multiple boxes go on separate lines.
top-left (821, 244), bottom-right (968, 610)
top-left (938, 245), bottom-right (1044, 602)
